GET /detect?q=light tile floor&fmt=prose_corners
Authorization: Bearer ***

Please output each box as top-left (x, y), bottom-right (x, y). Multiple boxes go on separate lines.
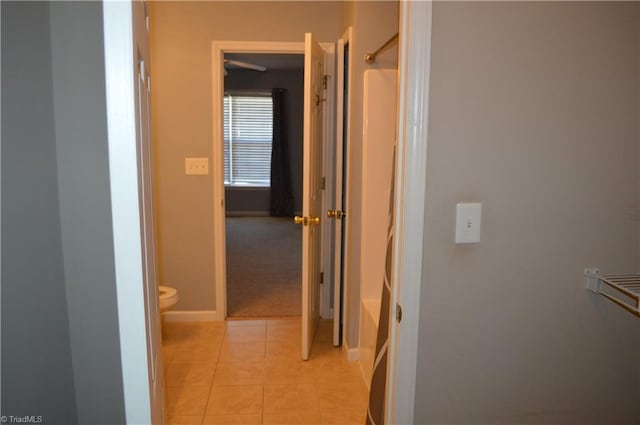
top-left (162, 318), bottom-right (368, 425)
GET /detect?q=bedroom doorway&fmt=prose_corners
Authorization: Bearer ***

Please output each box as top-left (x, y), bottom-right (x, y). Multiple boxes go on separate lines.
top-left (212, 42), bottom-right (336, 331)
top-left (221, 52), bottom-right (305, 318)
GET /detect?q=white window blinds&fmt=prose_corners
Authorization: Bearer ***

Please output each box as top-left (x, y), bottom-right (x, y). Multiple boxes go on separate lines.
top-left (223, 94), bottom-right (273, 187)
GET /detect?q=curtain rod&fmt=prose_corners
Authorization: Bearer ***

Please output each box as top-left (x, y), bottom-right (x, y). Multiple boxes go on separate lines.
top-left (364, 32), bottom-right (399, 64)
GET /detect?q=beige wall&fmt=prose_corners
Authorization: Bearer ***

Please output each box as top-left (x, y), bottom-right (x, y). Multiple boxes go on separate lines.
top-left (340, 0), bottom-right (399, 349)
top-left (150, 1), bottom-right (342, 310)
top-left (415, 2), bottom-right (640, 423)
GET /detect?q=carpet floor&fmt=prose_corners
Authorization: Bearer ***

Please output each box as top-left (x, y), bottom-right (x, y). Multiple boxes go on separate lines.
top-left (226, 216), bottom-right (301, 317)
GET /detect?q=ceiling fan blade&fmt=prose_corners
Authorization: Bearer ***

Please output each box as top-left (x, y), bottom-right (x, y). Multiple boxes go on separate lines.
top-left (224, 59), bottom-right (267, 72)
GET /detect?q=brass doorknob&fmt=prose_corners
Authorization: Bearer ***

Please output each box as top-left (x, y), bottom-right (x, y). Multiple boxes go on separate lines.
top-left (327, 210), bottom-right (346, 220)
top-left (294, 216), bottom-right (320, 226)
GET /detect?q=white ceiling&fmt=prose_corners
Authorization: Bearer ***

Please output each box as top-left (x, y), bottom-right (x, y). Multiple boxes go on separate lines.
top-left (225, 53), bottom-right (304, 71)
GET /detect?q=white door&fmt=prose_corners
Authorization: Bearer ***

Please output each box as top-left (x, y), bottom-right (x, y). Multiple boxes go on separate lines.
top-left (331, 36), bottom-right (348, 346)
top-left (104, 1), bottom-right (163, 423)
top-left (133, 2), bottom-right (164, 423)
top-left (135, 61), bottom-right (164, 424)
top-left (300, 33), bottom-right (325, 360)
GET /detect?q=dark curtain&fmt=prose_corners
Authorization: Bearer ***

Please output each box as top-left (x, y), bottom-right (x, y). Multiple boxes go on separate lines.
top-left (270, 88), bottom-right (294, 217)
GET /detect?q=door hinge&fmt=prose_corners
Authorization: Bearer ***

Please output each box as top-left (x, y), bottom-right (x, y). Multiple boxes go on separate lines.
top-left (323, 75), bottom-right (329, 90)
top-left (144, 2), bottom-right (150, 32)
top-left (139, 60), bottom-right (145, 80)
top-left (395, 304), bottom-right (402, 323)
top-left (320, 272), bottom-right (324, 284)
top-left (321, 177), bottom-right (326, 190)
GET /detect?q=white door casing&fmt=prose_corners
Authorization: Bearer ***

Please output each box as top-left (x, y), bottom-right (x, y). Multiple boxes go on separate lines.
top-left (385, 1), bottom-right (433, 424)
top-left (301, 32), bottom-right (325, 360)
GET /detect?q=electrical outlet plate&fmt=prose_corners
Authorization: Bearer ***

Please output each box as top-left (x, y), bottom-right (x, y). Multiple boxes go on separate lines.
top-left (185, 158), bottom-right (209, 175)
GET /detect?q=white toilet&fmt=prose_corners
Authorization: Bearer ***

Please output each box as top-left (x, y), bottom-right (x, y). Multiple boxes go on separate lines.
top-left (158, 285), bottom-right (179, 312)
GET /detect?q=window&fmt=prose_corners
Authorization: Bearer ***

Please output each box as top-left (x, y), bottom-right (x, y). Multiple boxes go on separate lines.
top-left (223, 93), bottom-right (273, 187)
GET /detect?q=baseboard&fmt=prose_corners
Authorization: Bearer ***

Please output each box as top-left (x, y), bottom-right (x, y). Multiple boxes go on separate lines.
top-left (161, 310), bottom-right (223, 322)
top-left (343, 339), bottom-right (360, 362)
top-left (343, 339), bottom-right (369, 388)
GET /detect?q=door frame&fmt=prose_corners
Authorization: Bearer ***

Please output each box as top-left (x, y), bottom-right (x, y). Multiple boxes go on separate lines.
top-left (331, 26), bottom-right (353, 345)
top-left (385, 1), bottom-right (433, 424)
top-left (210, 40), bottom-right (335, 321)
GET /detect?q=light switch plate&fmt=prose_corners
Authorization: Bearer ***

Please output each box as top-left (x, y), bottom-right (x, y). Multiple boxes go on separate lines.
top-left (185, 157), bottom-right (209, 175)
top-left (455, 202), bottom-right (482, 244)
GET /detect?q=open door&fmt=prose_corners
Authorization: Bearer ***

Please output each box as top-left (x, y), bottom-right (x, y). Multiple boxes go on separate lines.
top-left (133, 3), bottom-right (164, 423)
top-left (298, 33), bottom-right (325, 360)
top-left (104, 1), bottom-right (163, 422)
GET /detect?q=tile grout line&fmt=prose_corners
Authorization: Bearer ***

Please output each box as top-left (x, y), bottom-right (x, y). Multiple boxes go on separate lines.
top-left (201, 324), bottom-right (227, 425)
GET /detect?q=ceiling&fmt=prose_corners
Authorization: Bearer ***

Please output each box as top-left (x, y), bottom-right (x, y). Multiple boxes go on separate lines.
top-left (225, 53), bottom-right (304, 71)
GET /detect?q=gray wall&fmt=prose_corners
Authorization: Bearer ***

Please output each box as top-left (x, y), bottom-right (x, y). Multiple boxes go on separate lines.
top-left (415, 2), bottom-right (640, 424)
top-left (49, 3), bottom-right (125, 424)
top-left (224, 68), bottom-right (304, 215)
top-left (1, 2), bottom-right (77, 423)
top-left (1, 2), bottom-right (126, 423)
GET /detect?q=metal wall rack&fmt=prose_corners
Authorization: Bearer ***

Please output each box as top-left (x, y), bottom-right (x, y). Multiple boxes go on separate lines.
top-left (585, 268), bottom-right (640, 317)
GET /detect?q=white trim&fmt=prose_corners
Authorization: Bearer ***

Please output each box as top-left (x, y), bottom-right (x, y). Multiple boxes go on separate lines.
top-left (386, 2), bottom-right (433, 425)
top-left (212, 40), bottom-right (336, 322)
top-left (103, 2), bottom-right (152, 423)
top-left (161, 310), bottom-right (220, 322)
top-left (343, 338), bottom-right (360, 362)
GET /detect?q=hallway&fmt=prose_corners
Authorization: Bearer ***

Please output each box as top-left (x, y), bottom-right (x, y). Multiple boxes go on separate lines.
top-left (162, 319), bottom-right (367, 424)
